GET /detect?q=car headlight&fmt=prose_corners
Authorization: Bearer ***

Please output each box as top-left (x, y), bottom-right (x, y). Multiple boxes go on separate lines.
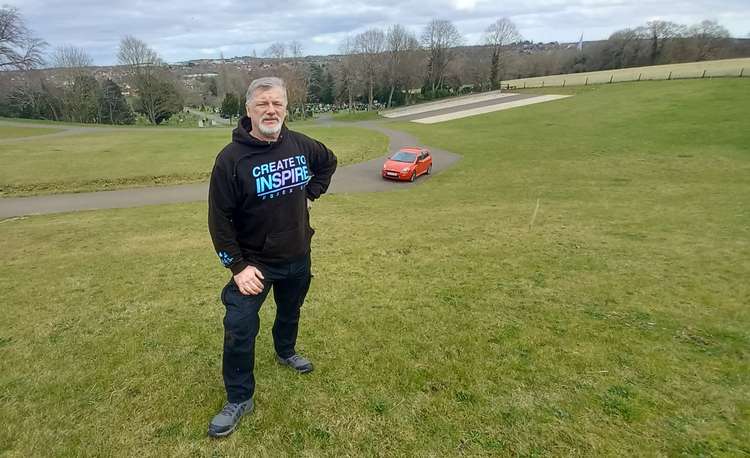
top-left (401, 167), bottom-right (410, 172)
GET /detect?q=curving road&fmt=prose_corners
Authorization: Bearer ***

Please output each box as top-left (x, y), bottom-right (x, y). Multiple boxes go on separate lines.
top-left (0, 120), bottom-right (460, 219)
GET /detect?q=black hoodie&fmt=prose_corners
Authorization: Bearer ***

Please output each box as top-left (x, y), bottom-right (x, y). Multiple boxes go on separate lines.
top-left (208, 116), bottom-right (337, 273)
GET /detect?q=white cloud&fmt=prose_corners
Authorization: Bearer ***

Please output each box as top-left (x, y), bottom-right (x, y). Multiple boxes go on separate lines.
top-left (2, 0), bottom-right (748, 64)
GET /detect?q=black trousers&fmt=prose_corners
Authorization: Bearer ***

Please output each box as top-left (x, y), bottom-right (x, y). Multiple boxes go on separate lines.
top-left (221, 254), bottom-right (312, 403)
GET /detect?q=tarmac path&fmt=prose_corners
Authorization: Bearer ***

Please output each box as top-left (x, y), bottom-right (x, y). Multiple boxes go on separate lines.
top-left (0, 119), bottom-right (461, 219)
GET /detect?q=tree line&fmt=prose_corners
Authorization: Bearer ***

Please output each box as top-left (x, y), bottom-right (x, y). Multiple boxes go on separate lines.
top-left (1, 5), bottom-right (746, 125)
top-left (0, 7), bottom-right (183, 124)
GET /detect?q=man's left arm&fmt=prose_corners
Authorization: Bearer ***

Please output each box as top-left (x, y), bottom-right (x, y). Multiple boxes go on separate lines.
top-left (305, 139), bottom-right (337, 201)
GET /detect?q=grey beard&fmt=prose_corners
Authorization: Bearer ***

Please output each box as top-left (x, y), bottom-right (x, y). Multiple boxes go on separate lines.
top-left (258, 120), bottom-right (282, 136)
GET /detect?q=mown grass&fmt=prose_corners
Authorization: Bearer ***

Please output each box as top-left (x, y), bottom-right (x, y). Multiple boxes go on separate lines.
top-left (0, 125), bottom-right (64, 139)
top-left (0, 124), bottom-right (388, 196)
top-left (330, 110), bottom-right (382, 122)
top-left (1, 78), bottom-right (748, 456)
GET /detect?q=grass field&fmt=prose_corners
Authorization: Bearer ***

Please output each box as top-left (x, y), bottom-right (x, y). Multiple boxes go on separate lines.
top-left (1, 78), bottom-right (748, 456)
top-left (330, 110), bottom-right (382, 122)
top-left (0, 125), bottom-right (64, 139)
top-left (0, 124), bottom-right (388, 197)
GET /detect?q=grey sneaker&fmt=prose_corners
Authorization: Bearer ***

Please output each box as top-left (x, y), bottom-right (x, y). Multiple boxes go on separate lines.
top-left (207, 398), bottom-right (254, 438)
top-left (276, 353), bottom-right (314, 373)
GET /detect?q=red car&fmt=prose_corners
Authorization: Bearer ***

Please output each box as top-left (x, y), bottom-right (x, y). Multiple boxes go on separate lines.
top-left (382, 147), bottom-right (433, 182)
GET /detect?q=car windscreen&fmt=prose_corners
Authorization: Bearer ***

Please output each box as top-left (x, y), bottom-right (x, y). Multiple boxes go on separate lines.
top-left (390, 152), bottom-right (417, 163)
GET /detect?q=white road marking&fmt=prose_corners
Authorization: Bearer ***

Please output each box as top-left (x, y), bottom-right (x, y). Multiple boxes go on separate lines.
top-left (381, 92), bottom-right (516, 118)
top-left (411, 95), bottom-right (572, 124)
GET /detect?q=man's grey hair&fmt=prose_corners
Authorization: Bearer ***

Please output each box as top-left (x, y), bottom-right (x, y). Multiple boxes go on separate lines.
top-left (245, 77), bottom-right (287, 105)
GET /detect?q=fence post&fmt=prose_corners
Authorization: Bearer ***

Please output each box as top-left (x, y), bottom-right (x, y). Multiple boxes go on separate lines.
top-left (609, 74), bottom-right (614, 84)
top-left (701, 69), bottom-right (706, 78)
top-left (585, 77), bottom-right (588, 86)
top-left (667, 71), bottom-right (672, 80)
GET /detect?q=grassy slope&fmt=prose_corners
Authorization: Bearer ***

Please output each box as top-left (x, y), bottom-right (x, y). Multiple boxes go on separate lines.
top-left (0, 125), bottom-right (64, 139)
top-left (0, 124), bottom-right (388, 196)
top-left (330, 110), bottom-right (383, 122)
top-left (0, 79), bottom-right (748, 456)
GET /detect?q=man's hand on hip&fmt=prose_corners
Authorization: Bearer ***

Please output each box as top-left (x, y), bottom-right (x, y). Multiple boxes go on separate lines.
top-left (233, 265), bottom-right (265, 295)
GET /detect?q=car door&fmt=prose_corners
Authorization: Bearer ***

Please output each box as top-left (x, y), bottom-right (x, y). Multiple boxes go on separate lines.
top-left (417, 151), bottom-right (427, 175)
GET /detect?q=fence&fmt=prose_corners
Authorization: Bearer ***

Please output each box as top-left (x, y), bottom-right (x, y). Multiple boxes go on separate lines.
top-left (501, 58), bottom-right (749, 90)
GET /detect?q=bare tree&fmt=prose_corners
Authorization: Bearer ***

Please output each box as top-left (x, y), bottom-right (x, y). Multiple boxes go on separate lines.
top-left (687, 20), bottom-right (731, 60)
top-left (289, 40), bottom-right (303, 60)
top-left (484, 18), bottom-right (521, 90)
top-left (385, 24), bottom-right (419, 107)
top-left (51, 45), bottom-right (92, 70)
top-left (52, 46), bottom-right (97, 122)
top-left (117, 36), bottom-right (181, 124)
top-left (264, 42), bottom-right (286, 59)
top-left (354, 28), bottom-right (385, 110)
top-left (421, 19), bottom-right (463, 94)
top-left (641, 20), bottom-right (685, 64)
top-left (51, 45), bottom-right (93, 84)
top-left (336, 36), bottom-right (359, 110)
top-left (117, 35), bottom-right (161, 74)
top-left (600, 28), bottom-right (648, 69)
top-left (0, 6), bottom-right (46, 70)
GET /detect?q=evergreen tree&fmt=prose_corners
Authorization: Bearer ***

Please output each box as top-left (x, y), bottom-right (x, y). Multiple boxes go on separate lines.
top-left (62, 74), bottom-right (99, 123)
top-left (306, 63), bottom-right (324, 103)
top-left (220, 93), bottom-right (239, 120)
top-left (320, 71), bottom-right (335, 104)
top-left (99, 79), bottom-right (134, 124)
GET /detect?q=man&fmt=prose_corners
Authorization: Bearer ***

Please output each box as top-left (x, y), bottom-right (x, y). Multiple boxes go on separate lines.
top-left (207, 76), bottom-right (337, 438)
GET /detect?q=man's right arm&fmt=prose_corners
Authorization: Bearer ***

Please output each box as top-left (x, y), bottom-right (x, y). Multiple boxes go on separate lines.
top-left (208, 155), bottom-right (266, 295)
top-left (208, 158), bottom-right (248, 275)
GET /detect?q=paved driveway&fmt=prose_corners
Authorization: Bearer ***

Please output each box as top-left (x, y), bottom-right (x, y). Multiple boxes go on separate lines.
top-left (0, 120), bottom-right (461, 219)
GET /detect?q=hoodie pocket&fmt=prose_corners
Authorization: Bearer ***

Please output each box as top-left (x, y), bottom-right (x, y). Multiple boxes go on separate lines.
top-left (262, 226), bottom-right (308, 259)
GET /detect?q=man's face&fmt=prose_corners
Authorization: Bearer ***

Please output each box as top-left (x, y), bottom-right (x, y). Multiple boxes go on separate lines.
top-left (246, 87), bottom-right (287, 139)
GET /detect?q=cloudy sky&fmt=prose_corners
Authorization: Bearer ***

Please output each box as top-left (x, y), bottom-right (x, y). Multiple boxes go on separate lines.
top-left (9, 0), bottom-right (750, 65)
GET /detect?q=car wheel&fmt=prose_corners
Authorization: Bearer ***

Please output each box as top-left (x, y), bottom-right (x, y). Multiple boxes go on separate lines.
top-left (410, 171), bottom-right (416, 182)
top-left (426, 164), bottom-right (432, 175)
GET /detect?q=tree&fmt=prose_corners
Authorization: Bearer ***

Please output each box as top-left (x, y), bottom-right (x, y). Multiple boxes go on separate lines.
top-left (306, 63), bottom-right (324, 103)
top-left (642, 20), bottom-right (685, 64)
top-left (99, 79), bottom-right (134, 125)
top-left (207, 76), bottom-right (218, 97)
top-left (264, 42), bottom-right (286, 59)
top-left (687, 20), bottom-right (731, 60)
top-left (421, 19), bottom-right (463, 94)
top-left (336, 36), bottom-right (359, 110)
top-left (0, 6), bottom-right (46, 70)
top-left (385, 24), bottom-right (419, 107)
top-left (117, 36), bottom-right (182, 124)
top-left (117, 35), bottom-right (161, 71)
top-left (320, 71), bottom-right (334, 105)
top-left (599, 28), bottom-right (648, 69)
top-left (131, 75), bottom-right (183, 124)
top-left (354, 28), bottom-right (385, 110)
top-left (51, 45), bottom-right (92, 72)
top-left (52, 46), bottom-right (97, 122)
top-left (289, 40), bottom-right (303, 60)
top-left (220, 92), bottom-right (240, 120)
top-left (484, 18), bottom-right (522, 89)
top-left (65, 74), bottom-right (99, 122)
